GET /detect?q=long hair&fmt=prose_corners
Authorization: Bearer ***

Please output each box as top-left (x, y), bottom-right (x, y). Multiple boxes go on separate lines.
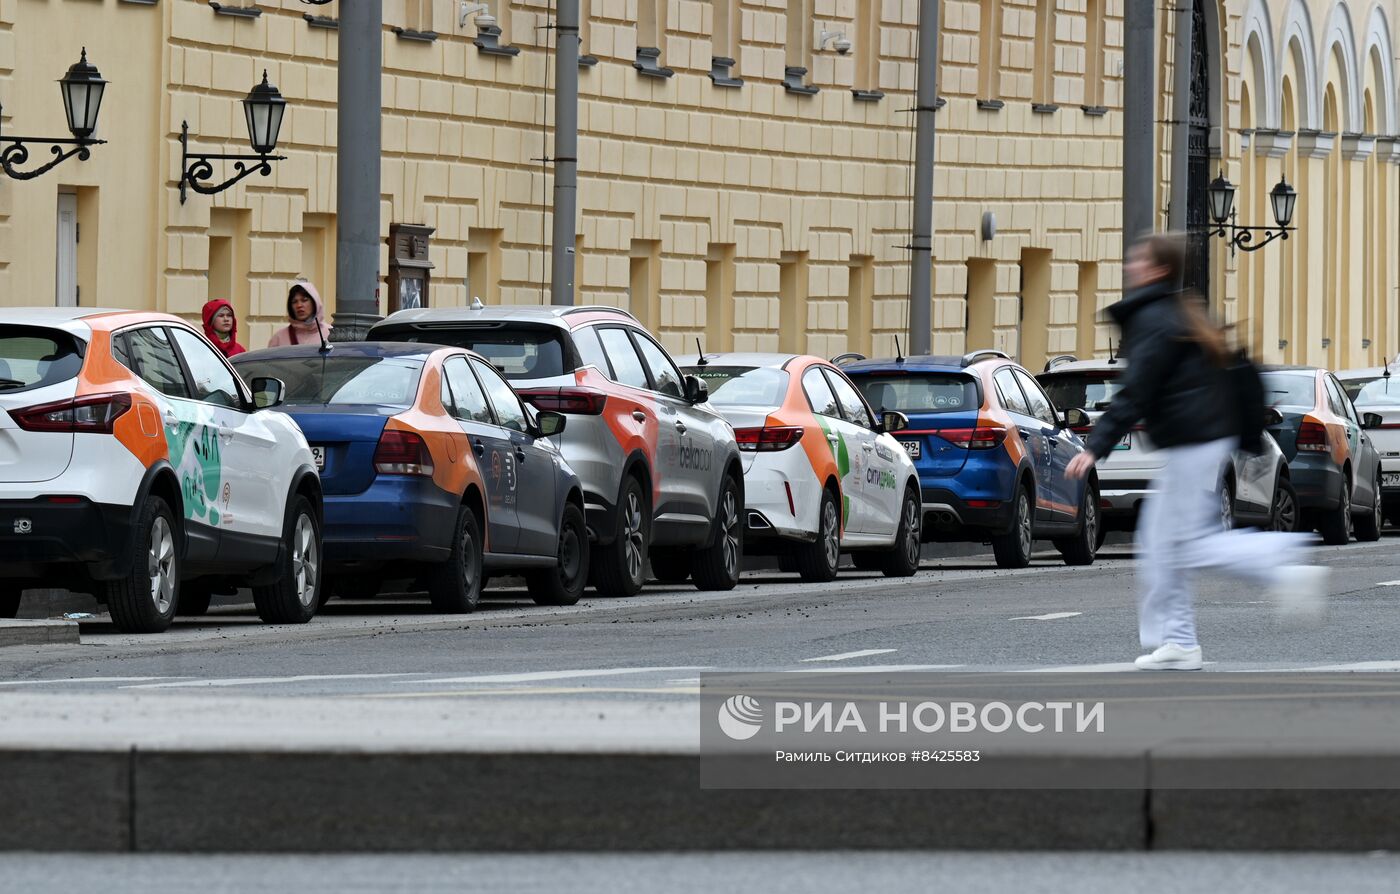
top-left (1143, 232), bottom-right (1231, 367)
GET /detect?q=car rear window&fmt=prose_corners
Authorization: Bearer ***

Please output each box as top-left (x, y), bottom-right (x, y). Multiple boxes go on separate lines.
top-left (1261, 372), bottom-right (1316, 409)
top-left (1340, 376), bottom-right (1400, 407)
top-left (375, 325), bottom-right (568, 380)
top-left (685, 366), bottom-right (789, 407)
top-left (1039, 372), bottom-right (1125, 411)
top-left (850, 373), bottom-right (978, 414)
top-left (0, 326), bottom-right (84, 393)
top-left (232, 356), bottom-right (424, 409)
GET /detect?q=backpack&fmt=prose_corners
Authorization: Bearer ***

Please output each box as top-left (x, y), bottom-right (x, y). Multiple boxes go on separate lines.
top-left (1226, 350), bottom-right (1267, 455)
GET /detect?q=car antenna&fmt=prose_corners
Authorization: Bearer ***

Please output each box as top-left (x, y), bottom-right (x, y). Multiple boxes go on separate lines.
top-left (695, 336), bottom-right (708, 366)
top-left (894, 335), bottom-right (905, 364)
top-left (1107, 339), bottom-right (1117, 365)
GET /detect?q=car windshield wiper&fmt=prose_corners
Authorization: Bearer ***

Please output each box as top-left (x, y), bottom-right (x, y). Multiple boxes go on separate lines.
top-left (0, 378), bottom-right (26, 389)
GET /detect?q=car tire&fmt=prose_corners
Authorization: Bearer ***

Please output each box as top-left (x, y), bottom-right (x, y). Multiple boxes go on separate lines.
top-left (105, 495), bottom-right (180, 634)
top-left (1317, 477), bottom-right (1353, 546)
top-left (1270, 477), bottom-right (1300, 533)
top-left (527, 502), bottom-right (590, 606)
top-left (0, 587), bottom-right (21, 619)
top-left (794, 488), bottom-right (842, 583)
top-left (428, 504), bottom-right (484, 613)
top-left (591, 475), bottom-right (649, 597)
top-left (1055, 481), bottom-right (1099, 566)
top-left (1219, 477), bottom-right (1236, 531)
top-left (691, 475), bottom-right (743, 591)
top-left (1354, 471), bottom-right (1383, 542)
top-left (879, 488), bottom-right (922, 577)
top-left (649, 548), bottom-right (692, 583)
top-left (176, 582), bottom-right (214, 616)
top-left (253, 496), bottom-right (322, 625)
top-left (991, 485), bottom-right (1035, 569)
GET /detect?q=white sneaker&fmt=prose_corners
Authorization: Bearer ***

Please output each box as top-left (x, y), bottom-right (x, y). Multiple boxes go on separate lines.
top-left (1272, 564), bottom-right (1330, 626)
top-left (1134, 643), bottom-right (1203, 671)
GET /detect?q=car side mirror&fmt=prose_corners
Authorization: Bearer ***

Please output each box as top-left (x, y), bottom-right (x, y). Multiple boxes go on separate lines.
top-left (1363, 412), bottom-right (1383, 430)
top-left (684, 375), bottom-right (709, 404)
top-left (534, 410), bottom-right (567, 438)
top-left (250, 376), bottom-right (285, 410)
top-left (1263, 407), bottom-right (1284, 427)
top-left (1061, 407), bottom-right (1090, 430)
top-left (879, 410), bottom-right (909, 434)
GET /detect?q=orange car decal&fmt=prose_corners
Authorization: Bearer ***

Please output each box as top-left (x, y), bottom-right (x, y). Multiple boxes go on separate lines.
top-left (771, 358), bottom-right (847, 530)
top-left (575, 366), bottom-right (662, 506)
top-left (76, 328), bottom-right (168, 469)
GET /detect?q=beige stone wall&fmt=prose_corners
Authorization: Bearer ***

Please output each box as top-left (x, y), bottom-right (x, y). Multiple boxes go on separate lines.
top-left (0, 0), bottom-right (1394, 374)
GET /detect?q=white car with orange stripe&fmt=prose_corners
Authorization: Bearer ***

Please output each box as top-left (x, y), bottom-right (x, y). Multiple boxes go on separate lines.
top-left (0, 309), bottom-right (322, 633)
top-left (678, 353), bottom-right (922, 581)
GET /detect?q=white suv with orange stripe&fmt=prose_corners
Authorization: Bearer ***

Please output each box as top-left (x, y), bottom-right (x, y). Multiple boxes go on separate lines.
top-left (0, 309), bottom-right (322, 633)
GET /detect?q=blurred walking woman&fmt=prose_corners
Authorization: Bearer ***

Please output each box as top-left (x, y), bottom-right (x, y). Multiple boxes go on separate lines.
top-left (268, 279), bottom-right (332, 348)
top-left (1066, 233), bottom-right (1325, 670)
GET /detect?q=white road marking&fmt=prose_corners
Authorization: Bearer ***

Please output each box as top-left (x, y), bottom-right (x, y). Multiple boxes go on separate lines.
top-left (1275, 660), bottom-right (1400, 672)
top-left (124, 673), bottom-right (417, 689)
top-left (1009, 612), bottom-right (1083, 621)
top-left (795, 664), bottom-right (965, 673)
top-left (1026, 662), bottom-right (1140, 673)
top-left (0, 676), bottom-right (173, 687)
top-left (800, 649), bottom-right (899, 662)
top-left (407, 666), bottom-right (712, 685)
top-left (1377, 580), bottom-right (1400, 587)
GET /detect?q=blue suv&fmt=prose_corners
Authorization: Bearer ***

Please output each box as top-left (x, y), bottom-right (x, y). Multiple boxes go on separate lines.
top-left (840, 351), bottom-right (1100, 568)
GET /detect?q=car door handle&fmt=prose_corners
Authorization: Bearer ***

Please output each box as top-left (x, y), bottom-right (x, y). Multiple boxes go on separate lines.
top-left (674, 420), bottom-right (687, 433)
top-left (163, 410), bottom-right (179, 428)
top-left (861, 442), bottom-right (874, 452)
top-left (632, 410), bottom-right (647, 423)
top-left (515, 447), bottom-right (527, 462)
top-left (473, 440), bottom-right (485, 456)
top-left (218, 427), bottom-right (234, 444)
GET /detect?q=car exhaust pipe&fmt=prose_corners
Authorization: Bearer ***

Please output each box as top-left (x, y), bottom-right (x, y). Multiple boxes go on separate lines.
top-left (747, 511), bottom-right (772, 530)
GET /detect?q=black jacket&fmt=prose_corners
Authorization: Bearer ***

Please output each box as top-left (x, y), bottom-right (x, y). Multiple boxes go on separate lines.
top-left (1086, 282), bottom-right (1236, 459)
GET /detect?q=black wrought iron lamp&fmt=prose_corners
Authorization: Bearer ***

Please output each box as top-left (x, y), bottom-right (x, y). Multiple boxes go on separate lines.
top-left (1205, 169), bottom-right (1298, 255)
top-left (179, 70), bottom-right (287, 203)
top-left (0, 48), bottom-right (107, 180)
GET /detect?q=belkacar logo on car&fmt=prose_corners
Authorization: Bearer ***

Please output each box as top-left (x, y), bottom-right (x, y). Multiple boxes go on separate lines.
top-left (672, 440), bottom-right (712, 471)
top-left (866, 467), bottom-right (897, 489)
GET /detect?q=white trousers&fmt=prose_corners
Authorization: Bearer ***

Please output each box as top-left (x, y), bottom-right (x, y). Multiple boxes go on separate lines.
top-left (1137, 437), bottom-right (1308, 648)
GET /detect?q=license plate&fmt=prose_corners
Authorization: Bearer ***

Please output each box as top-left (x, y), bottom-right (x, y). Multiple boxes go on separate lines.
top-left (899, 439), bottom-right (921, 459)
top-left (311, 446), bottom-right (325, 471)
top-left (1383, 472), bottom-right (1400, 489)
top-left (1113, 434), bottom-right (1131, 451)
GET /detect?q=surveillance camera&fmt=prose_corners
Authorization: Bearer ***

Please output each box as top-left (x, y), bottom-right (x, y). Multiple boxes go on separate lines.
top-left (835, 37), bottom-right (852, 55)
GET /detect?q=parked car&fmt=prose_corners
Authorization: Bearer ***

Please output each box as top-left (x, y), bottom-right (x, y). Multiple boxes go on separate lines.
top-left (1260, 365), bottom-right (1383, 544)
top-left (368, 305), bottom-right (744, 596)
top-left (233, 342), bottom-right (589, 611)
top-left (1037, 356), bottom-right (1298, 538)
top-left (1336, 364), bottom-right (1400, 524)
top-left (838, 350), bottom-right (1099, 569)
top-left (675, 353), bottom-right (922, 581)
top-left (0, 309), bottom-right (322, 632)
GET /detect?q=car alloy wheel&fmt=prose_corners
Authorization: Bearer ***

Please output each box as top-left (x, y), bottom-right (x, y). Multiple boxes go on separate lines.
top-left (1015, 492), bottom-right (1032, 557)
top-left (623, 489), bottom-right (645, 584)
top-left (1082, 496), bottom-right (1098, 549)
top-left (291, 512), bottom-right (319, 608)
top-left (1219, 483), bottom-right (1234, 531)
top-left (719, 489), bottom-right (740, 580)
top-left (821, 499), bottom-right (840, 571)
top-left (559, 520), bottom-right (583, 586)
top-left (1272, 485), bottom-right (1297, 532)
top-left (901, 496), bottom-right (920, 567)
top-left (147, 515), bottom-right (176, 615)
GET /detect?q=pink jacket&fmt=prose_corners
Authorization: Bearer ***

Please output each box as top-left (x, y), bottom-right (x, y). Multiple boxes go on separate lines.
top-left (268, 280), bottom-right (332, 347)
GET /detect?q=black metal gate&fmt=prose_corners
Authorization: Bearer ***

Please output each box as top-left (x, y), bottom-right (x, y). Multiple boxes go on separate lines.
top-left (1185, 0), bottom-right (1211, 302)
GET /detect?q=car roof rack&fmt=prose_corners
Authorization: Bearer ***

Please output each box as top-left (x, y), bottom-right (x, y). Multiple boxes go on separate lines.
top-left (561, 305), bottom-right (638, 320)
top-left (1043, 354), bottom-right (1080, 372)
top-left (961, 349), bottom-right (1010, 368)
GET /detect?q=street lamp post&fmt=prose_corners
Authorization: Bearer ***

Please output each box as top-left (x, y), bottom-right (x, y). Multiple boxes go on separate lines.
top-left (1205, 170), bottom-right (1297, 255)
top-left (179, 70), bottom-right (287, 203)
top-left (0, 48), bottom-right (108, 180)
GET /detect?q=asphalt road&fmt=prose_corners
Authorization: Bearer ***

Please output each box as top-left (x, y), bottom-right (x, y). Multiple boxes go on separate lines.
top-left (2, 852), bottom-right (1399, 894)
top-left (4, 536), bottom-right (1400, 700)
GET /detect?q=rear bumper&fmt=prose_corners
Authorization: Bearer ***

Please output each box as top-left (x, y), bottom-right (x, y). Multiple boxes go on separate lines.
top-left (1288, 455), bottom-right (1344, 510)
top-left (322, 476), bottom-right (459, 564)
top-left (0, 498), bottom-right (132, 582)
top-left (919, 486), bottom-right (1015, 537)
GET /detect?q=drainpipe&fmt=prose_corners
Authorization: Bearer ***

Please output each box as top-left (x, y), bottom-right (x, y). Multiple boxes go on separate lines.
top-left (550, 0), bottom-right (579, 305)
top-left (906, 0), bottom-right (939, 355)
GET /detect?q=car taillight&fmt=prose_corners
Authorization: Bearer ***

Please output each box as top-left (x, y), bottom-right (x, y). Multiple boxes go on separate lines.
top-left (11, 393), bottom-right (132, 434)
top-left (936, 426), bottom-right (1007, 450)
top-left (518, 387), bottom-right (608, 415)
top-left (735, 425), bottom-right (805, 451)
top-left (1297, 418), bottom-right (1329, 452)
top-left (374, 429), bottom-right (435, 476)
